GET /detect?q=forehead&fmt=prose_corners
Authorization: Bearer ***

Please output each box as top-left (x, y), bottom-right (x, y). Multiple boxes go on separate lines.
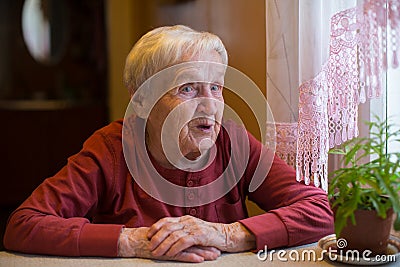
top-left (173, 50), bottom-right (225, 83)
top-left (172, 62), bottom-right (226, 86)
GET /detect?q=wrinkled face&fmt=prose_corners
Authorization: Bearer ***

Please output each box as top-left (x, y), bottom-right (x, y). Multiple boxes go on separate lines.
top-left (146, 50), bottom-right (225, 164)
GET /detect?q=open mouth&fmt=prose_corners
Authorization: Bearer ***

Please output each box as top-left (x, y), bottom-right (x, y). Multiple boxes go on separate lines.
top-left (190, 118), bottom-right (215, 131)
top-left (197, 124), bottom-right (212, 130)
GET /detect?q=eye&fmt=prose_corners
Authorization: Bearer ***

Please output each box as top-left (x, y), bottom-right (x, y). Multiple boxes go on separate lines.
top-left (210, 84), bottom-right (223, 96)
top-left (211, 84), bottom-right (221, 91)
top-left (181, 85), bottom-right (193, 93)
top-left (178, 84), bottom-right (197, 96)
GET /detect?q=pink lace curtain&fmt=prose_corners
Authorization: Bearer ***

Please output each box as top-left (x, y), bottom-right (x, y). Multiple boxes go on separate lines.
top-left (296, 0), bottom-right (400, 191)
top-left (266, 122), bottom-right (298, 168)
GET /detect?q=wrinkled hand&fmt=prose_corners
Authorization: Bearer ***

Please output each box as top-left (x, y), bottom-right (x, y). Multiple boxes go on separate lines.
top-left (147, 215), bottom-right (255, 258)
top-left (118, 227), bottom-right (220, 263)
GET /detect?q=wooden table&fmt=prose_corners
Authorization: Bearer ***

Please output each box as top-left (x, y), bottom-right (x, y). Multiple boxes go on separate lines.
top-left (1, 241), bottom-right (398, 267)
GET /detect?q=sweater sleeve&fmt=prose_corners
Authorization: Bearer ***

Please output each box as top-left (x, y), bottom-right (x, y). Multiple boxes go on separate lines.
top-left (3, 128), bottom-right (124, 257)
top-left (239, 135), bottom-right (334, 250)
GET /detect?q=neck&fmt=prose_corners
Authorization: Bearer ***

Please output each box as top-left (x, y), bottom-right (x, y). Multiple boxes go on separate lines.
top-left (145, 129), bottom-right (211, 170)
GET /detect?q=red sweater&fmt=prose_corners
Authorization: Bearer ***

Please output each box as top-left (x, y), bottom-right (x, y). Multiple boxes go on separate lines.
top-left (4, 119), bottom-right (333, 257)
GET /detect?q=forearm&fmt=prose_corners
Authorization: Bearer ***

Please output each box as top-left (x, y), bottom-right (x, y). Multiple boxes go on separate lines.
top-left (241, 195), bottom-right (334, 250)
top-left (4, 209), bottom-right (123, 257)
top-left (245, 152), bottom-right (334, 249)
top-left (118, 227), bottom-right (151, 257)
top-left (216, 222), bottom-right (256, 252)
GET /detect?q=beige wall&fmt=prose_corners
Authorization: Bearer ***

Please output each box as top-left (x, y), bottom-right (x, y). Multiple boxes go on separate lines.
top-left (106, 0), bottom-right (153, 121)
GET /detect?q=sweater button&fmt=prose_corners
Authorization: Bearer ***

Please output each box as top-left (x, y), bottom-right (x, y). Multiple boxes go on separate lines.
top-left (187, 193), bottom-right (194, 200)
top-left (187, 180), bottom-right (194, 187)
top-left (189, 208), bottom-right (197, 216)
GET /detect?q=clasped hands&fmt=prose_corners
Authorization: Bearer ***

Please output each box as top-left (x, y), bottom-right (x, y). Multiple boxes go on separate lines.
top-left (118, 215), bottom-right (255, 263)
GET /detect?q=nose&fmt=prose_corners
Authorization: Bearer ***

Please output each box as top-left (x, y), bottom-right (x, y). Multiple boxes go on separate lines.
top-left (196, 85), bottom-right (218, 115)
top-left (197, 97), bottom-right (217, 115)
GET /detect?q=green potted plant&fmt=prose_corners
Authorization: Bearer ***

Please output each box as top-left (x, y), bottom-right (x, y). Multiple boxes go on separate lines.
top-left (328, 116), bottom-right (400, 255)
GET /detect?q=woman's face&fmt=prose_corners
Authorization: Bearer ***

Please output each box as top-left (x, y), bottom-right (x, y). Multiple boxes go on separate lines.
top-left (146, 50), bottom-right (225, 164)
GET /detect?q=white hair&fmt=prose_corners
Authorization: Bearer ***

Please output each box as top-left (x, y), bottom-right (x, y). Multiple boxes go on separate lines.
top-left (123, 25), bottom-right (228, 96)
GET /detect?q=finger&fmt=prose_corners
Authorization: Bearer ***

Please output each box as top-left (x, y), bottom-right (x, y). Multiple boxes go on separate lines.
top-left (165, 235), bottom-right (197, 257)
top-left (184, 246), bottom-right (221, 261)
top-left (165, 226), bottom-right (219, 257)
top-left (147, 217), bottom-right (180, 239)
top-left (197, 246), bottom-right (221, 256)
top-left (172, 251), bottom-right (204, 263)
top-left (179, 215), bottom-right (194, 222)
top-left (152, 230), bottom-right (193, 256)
top-left (149, 223), bottom-right (184, 250)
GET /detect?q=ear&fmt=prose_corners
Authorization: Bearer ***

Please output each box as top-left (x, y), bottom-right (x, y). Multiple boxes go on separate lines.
top-left (130, 81), bottom-right (160, 119)
top-left (131, 93), bottom-right (148, 119)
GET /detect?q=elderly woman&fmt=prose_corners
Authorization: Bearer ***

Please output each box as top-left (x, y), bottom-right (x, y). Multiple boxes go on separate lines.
top-left (4, 25), bottom-right (333, 263)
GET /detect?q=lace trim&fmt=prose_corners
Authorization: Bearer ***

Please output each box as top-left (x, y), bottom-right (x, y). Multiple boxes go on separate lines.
top-left (266, 122), bottom-right (298, 169)
top-left (296, 0), bottom-right (400, 191)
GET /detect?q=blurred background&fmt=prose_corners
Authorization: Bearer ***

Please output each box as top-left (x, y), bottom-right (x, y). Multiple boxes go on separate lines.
top-left (0, 0), bottom-right (266, 249)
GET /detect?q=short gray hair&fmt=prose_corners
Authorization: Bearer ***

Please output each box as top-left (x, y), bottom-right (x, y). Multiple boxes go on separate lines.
top-left (123, 25), bottom-right (228, 96)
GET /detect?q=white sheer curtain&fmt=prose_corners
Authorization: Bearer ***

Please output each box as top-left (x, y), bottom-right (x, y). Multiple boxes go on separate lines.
top-left (267, 0), bottom-right (355, 122)
top-left (266, 0), bottom-right (400, 191)
top-left (387, 68), bottom-right (400, 153)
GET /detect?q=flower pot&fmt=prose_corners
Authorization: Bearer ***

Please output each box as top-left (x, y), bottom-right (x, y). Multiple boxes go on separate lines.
top-left (338, 208), bottom-right (394, 255)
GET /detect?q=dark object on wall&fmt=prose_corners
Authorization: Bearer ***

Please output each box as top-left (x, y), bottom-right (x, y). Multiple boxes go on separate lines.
top-left (0, 0), bottom-right (108, 103)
